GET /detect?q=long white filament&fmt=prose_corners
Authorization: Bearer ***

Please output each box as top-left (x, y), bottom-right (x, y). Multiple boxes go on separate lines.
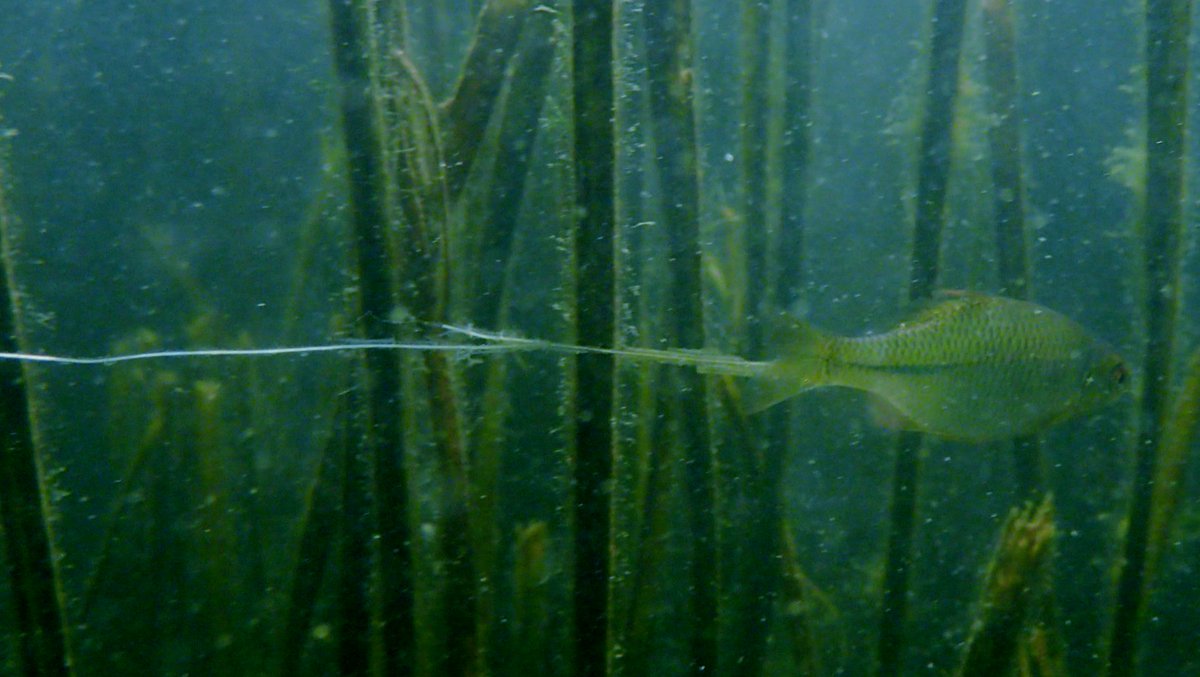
top-left (437, 324), bottom-right (771, 378)
top-left (0, 340), bottom-right (533, 366)
top-left (0, 323), bottom-right (770, 378)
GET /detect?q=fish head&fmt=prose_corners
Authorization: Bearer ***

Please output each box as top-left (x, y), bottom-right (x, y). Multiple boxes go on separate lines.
top-left (1077, 344), bottom-right (1131, 408)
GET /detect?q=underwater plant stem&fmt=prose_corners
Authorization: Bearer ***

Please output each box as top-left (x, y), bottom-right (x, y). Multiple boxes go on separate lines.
top-left (877, 0), bottom-right (967, 673)
top-left (570, 0), bottom-right (617, 675)
top-left (642, 0), bottom-right (717, 671)
top-left (392, 37), bottom-right (479, 677)
top-left (982, 0), bottom-right (1029, 304)
top-left (0, 130), bottom-right (72, 677)
top-left (729, 0), bottom-right (775, 674)
top-left (740, 0), bottom-right (771, 354)
top-left (336, 390), bottom-right (375, 677)
top-left (983, 0), bottom-right (1044, 499)
top-left (905, 0), bottom-right (966, 303)
top-left (513, 523), bottom-right (551, 675)
top-left (1145, 346), bottom-right (1200, 585)
top-left (457, 39), bottom-right (559, 654)
top-left (779, 0), bottom-right (812, 311)
top-left (440, 0), bottom-right (536, 197)
top-left (876, 431), bottom-right (922, 676)
top-left (771, 0), bottom-right (816, 670)
top-left (956, 498), bottom-right (1056, 677)
top-left (466, 19), bottom-right (558, 666)
top-left (328, 0), bottom-right (415, 673)
top-left (277, 393), bottom-right (345, 677)
top-left (468, 9), bottom-right (558, 331)
top-left (1107, 0), bottom-right (1192, 670)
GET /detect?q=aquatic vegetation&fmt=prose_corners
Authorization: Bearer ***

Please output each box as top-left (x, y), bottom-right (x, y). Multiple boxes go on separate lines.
top-left (956, 497), bottom-right (1061, 677)
top-left (0, 114), bottom-right (70, 677)
top-left (0, 0), bottom-right (1194, 676)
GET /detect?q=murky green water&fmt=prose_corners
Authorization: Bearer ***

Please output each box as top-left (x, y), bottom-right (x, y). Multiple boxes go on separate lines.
top-left (0, 1), bottom-right (1196, 675)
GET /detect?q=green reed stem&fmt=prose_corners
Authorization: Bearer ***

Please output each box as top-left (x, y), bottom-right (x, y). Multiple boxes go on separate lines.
top-left (276, 386), bottom-right (351, 676)
top-left (877, 0), bottom-right (967, 673)
top-left (513, 522), bottom-right (552, 675)
top-left (770, 1), bottom-right (816, 672)
top-left (956, 498), bottom-right (1057, 676)
top-left (0, 129), bottom-right (72, 677)
top-left (570, 0), bottom-right (617, 674)
top-left (729, 1), bottom-right (774, 674)
top-left (642, 0), bottom-right (716, 672)
top-left (441, 0), bottom-right (536, 197)
top-left (1146, 347), bottom-right (1200, 585)
top-left (467, 9), bottom-right (558, 331)
top-left (1105, 0), bottom-right (1192, 672)
top-left (982, 0), bottom-right (1046, 499)
top-left (462, 9), bottom-right (559, 643)
top-left (192, 380), bottom-right (241, 674)
top-left (739, 0), bottom-right (770, 356)
top-left (327, 1), bottom-right (414, 673)
top-left (391, 46), bottom-right (478, 677)
top-left (338, 387), bottom-right (375, 677)
top-left (779, 0), bottom-right (812, 312)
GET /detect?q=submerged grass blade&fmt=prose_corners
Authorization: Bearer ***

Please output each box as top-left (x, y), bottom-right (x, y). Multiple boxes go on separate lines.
top-left (0, 125), bottom-right (71, 676)
top-left (570, 0), bottom-right (617, 672)
top-left (877, 0), bottom-right (968, 673)
top-left (956, 497), bottom-right (1059, 677)
top-left (1106, 0), bottom-right (1192, 672)
top-left (1145, 346), bottom-right (1200, 593)
top-left (982, 0), bottom-right (1045, 499)
top-left (327, 0), bottom-right (414, 672)
top-left (642, 0), bottom-right (717, 671)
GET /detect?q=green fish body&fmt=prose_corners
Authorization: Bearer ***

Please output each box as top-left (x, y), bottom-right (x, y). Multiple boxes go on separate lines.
top-left (751, 292), bottom-right (1129, 441)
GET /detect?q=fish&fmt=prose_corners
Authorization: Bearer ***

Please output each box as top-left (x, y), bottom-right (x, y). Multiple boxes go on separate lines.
top-left (39, 293), bottom-right (1118, 444)
top-left (741, 291), bottom-right (1130, 441)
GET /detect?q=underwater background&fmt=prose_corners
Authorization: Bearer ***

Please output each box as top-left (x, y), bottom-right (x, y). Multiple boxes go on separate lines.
top-left (0, 0), bottom-right (1197, 675)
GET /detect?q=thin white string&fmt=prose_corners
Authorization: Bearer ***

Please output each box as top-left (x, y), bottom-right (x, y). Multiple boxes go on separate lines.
top-left (0, 340), bottom-right (529, 366)
top-left (436, 324), bottom-right (770, 377)
top-left (0, 323), bottom-right (769, 376)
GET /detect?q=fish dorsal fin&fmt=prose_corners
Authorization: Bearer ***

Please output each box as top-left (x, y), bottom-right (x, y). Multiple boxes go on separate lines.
top-left (896, 289), bottom-right (992, 329)
top-left (765, 311), bottom-right (829, 360)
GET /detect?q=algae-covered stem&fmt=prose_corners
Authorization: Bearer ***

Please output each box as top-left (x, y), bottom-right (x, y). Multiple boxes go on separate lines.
top-left (955, 498), bottom-right (1057, 676)
top-left (728, 0), bottom-right (776, 674)
top-left (982, 0), bottom-right (1045, 498)
top-left (1106, 0), bottom-right (1193, 672)
top-left (277, 389), bottom-right (352, 677)
top-left (642, 0), bottom-right (718, 672)
top-left (1145, 346), bottom-right (1200, 584)
top-left (876, 0), bottom-right (968, 673)
top-left (327, 0), bottom-right (413, 672)
top-left (770, 0), bottom-right (818, 666)
top-left (975, 0), bottom-right (1068, 671)
top-left (570, 0), bottom-right (617, 675)
top-left (460, 7), bottom-right (558, 673)
top-left (0, 126), bottom-right (72, 674)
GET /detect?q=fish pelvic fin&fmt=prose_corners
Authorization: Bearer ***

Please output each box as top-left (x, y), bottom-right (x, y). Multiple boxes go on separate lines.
top-left (739, 313), bottom-right (836, 414)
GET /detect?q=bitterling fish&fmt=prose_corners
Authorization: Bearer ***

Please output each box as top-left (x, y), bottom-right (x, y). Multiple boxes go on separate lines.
top-left (744, 291), bottom-right (1129, 441)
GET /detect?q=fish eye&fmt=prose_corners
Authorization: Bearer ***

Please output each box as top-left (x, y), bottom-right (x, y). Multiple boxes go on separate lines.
top-left (1111, 362), bottom-right (1129, 387)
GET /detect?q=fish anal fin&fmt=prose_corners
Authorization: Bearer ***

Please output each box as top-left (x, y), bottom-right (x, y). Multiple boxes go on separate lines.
top-left (739, 375), bottom-right (809, 415)
top-left (934, 288), bottom-right (973, 299)
top-left (867, 394), bottom-right (921, 433)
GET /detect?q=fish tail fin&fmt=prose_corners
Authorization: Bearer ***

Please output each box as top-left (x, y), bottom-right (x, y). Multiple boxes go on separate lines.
top-left (739, 314), bottom-right (835, 414)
